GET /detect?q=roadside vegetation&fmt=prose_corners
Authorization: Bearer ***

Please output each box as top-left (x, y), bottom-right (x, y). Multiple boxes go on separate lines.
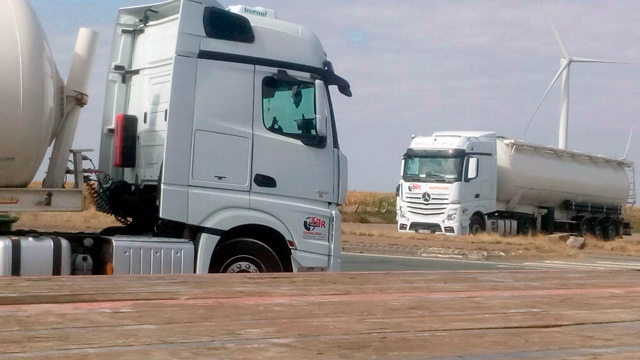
top-left (341, 222), bottom-right (640, 258)
top-left (340, 191), bottom-right (397, 224)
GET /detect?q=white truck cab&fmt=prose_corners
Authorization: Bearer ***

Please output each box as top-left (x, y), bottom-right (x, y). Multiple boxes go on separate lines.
top-left (0, 0), bottom-right (351, 276)
top-left (94, 0), bottom-right (351, 273)
top-left (397, 132), bottom-right (496, 235)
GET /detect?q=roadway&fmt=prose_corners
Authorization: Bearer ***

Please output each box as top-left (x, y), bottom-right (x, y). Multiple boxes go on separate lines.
top-left (342, 252), bottom-right (640, 272)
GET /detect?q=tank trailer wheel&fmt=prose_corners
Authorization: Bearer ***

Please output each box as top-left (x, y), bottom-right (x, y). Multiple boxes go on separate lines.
top-left (520, 219), bottom-right (536, 237)
top-left (604, 219), bottom-right (617, 242)
top-left (210, 238), bottom-right (283, 273)
top-left (469, 215), bottom-right (485, 235)
top-left (594, 220), bottom-right (606, 240)
top-left (579, 218), bottom-right (592, 237)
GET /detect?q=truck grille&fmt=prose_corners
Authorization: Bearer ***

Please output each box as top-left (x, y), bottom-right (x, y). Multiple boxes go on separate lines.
top-left (404, 192), bottom-right (449, 217)
top-left (408, 222), bottom-right (442, 233)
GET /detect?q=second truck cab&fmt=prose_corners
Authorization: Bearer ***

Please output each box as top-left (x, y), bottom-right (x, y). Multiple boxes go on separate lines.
top-left (396, 132), bottom-right (496, 235)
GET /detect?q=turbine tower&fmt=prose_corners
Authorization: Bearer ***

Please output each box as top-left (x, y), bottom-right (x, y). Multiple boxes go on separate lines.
top-left (524, 6), bottom-right (627, 150)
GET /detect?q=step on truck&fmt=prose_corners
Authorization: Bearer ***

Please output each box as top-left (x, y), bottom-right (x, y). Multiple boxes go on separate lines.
top-left (396, 131), bottom-right (634, 239)
top-left (0, 0), bottom-right (351, 276)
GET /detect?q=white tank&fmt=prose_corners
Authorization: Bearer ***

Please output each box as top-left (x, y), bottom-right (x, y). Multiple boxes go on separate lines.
top-left (496, 139), bottom-right (630, 208)
top-left (0, 0), bottom-right (64, 187)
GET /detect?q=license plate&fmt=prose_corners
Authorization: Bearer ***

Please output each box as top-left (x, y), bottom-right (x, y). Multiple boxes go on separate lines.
top-left (417, 229), bottom-right (432, 234)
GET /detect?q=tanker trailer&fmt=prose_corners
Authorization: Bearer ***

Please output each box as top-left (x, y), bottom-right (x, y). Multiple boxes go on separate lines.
top-left (396, 131), bottom-right (634, 239)
top-left (0, 0), bottom-right (98, 211)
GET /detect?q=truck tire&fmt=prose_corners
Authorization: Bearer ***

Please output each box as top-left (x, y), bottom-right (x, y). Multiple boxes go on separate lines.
top-left (603, 219), bottom-right (617, 241)
top-left (210, 238), bottom-right (283, 273)
top-left (469, 215), bottom-right (485, 235)
top-left (520, 219), bottom-right (536, 237)
top-left (579, 218), bottom-right (592, 237)
top-left (594, 219), bottom-right (605, 240)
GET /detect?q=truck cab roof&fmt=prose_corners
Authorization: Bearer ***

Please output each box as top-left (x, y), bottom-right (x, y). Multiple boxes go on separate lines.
top-left (116, 0), bottom-right (328, 70)
top-left (410, 131), bottom-right (496, 151)
top-left (432, 131), bottom-right (496, 139)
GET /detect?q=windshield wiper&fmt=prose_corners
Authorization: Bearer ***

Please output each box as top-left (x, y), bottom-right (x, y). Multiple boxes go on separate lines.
top-left (423, 173), bottom-right (446, 180)
top-left (404, 176), bottom-right (422, 182)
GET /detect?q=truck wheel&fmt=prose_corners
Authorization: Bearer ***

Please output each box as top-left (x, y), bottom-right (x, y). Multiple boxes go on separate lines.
top-left (520, 219), bottom-right (536, 236)
top-left (579, 218), bottom-right (592, 237)
top-left (210, 238), bottom-right (283, 273)
top-left (594, 220), bottom-right (605, 240)
top-left (603, 219), bottom-right (617, 241)
top-left (469, 215), bottom-right (485, 235)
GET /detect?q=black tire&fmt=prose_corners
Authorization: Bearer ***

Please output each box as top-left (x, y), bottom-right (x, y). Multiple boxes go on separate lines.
top-left (469, 215), bottom-right (485, 235)
top-left (594, 219), bottom-right (605, 240)
top-left (209, 238), bottom-right (283, 273)
top-left (520, 219), bottom-right (536, 236)
top-left (603, 219), bottom-right (617, 241)
top-left (579, 218), bottom-right (592, 237)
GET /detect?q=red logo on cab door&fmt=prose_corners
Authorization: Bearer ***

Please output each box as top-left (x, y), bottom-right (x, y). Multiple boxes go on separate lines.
top-left (304, 217), bottom-right (326, 231)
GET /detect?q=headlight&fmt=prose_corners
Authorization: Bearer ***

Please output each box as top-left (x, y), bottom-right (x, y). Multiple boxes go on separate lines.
top-left (400, 207), bottom-right (408, 220)
top-left (445, 209), bottom-right (457, 222)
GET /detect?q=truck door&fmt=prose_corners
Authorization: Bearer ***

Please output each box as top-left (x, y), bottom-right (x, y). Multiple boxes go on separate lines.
top-left (251, 67), bottom-right (335, 202)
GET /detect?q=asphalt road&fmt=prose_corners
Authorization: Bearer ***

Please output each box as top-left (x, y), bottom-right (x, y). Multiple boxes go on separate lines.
top-left (341, 252), bottom-right (640, 272)
top-left (341, 253), bottom-right (523, 272)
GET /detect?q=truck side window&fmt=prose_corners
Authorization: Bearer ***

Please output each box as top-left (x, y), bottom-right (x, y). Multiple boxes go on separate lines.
top-left (262, 77), bottom-right (317, 139)
top-left (465, 157), bottom-right (479, 182)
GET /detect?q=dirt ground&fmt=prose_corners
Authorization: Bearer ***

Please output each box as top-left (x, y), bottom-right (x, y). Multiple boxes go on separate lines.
top-left (342, 223), bottom-right (640, 261)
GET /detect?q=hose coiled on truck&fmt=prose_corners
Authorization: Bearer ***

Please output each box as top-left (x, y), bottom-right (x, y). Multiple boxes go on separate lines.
top-left (84, 172), bottom-right (132, 226)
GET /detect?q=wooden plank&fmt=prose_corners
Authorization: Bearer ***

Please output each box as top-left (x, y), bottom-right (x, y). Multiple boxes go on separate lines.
top-left (0, 270), bottom-right (638, 359)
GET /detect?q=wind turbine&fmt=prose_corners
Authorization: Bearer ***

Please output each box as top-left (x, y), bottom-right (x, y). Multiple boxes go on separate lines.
top-left (524, 6), bottom-right (629, 150)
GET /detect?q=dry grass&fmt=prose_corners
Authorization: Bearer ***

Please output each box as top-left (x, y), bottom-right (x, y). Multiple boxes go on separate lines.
top-left (340, 191), bottom-right (396, 224)
top-left (627, 206), bottom-right (640, 232)
top-left (12, 182), bottom-right (120, 232)
top-left (343, 191), bottom-right (396, 210)
top-left (341, 223), bottom-right (640, 258)
top-left (14, 207), bottom-right (120, 232)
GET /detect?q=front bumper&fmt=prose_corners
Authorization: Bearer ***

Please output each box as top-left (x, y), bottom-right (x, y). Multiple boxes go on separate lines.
top-left (398, 220), bottom-right (462, 235)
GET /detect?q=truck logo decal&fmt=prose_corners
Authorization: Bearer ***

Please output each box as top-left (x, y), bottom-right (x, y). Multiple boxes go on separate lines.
top-left (0, 197), bottom-right (19, 205)
top-left (408, 183), bottom-right (422, 192)
top-left (304, 217), bottom-right (326, 231)
top-left (421, 192), bottom-right (432, 203)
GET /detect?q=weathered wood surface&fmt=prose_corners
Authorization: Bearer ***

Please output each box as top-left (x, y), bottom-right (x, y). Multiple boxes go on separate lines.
top-left (0, 270), bottom-right (639, 359)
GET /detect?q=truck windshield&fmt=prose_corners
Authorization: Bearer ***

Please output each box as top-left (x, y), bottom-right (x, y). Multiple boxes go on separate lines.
top-left (403, 156), bottom-right (463, 183)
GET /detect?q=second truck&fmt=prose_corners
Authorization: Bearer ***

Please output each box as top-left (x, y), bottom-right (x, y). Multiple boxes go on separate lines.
top-left (396, 131), bottom-right (634, 239)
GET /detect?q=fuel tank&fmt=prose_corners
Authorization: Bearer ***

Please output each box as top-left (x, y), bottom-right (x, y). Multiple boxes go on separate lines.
top-left (496, 139), bottom-right (631, 208)
top-left (0, 0), bottom-right (64, 187)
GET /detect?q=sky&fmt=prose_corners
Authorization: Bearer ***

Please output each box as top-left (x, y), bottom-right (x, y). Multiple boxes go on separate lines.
top-left (31, 0), bottom-right (640, 192)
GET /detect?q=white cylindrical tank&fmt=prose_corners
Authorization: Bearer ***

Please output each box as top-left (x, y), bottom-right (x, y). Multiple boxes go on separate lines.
top-left (496, 139), bottom-right (630, 208)
top-left (0, 0), bottom-right (64, 187)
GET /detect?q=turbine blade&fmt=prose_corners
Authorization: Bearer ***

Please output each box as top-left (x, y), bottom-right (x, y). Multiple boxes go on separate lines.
top-left (523, 61), bottom-right (570, 137)
top-left (571, 57), bottom-right (633, 64)
top-left (540, 1), bottom-right (569, 57)
top-left (624, 126), bottom-right (634, 159)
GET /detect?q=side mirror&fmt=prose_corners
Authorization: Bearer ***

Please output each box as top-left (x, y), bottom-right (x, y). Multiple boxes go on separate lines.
top-left (315, 80), bottom-right (328, 138)
top-left (466, 157), bottom-right (479, 182)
